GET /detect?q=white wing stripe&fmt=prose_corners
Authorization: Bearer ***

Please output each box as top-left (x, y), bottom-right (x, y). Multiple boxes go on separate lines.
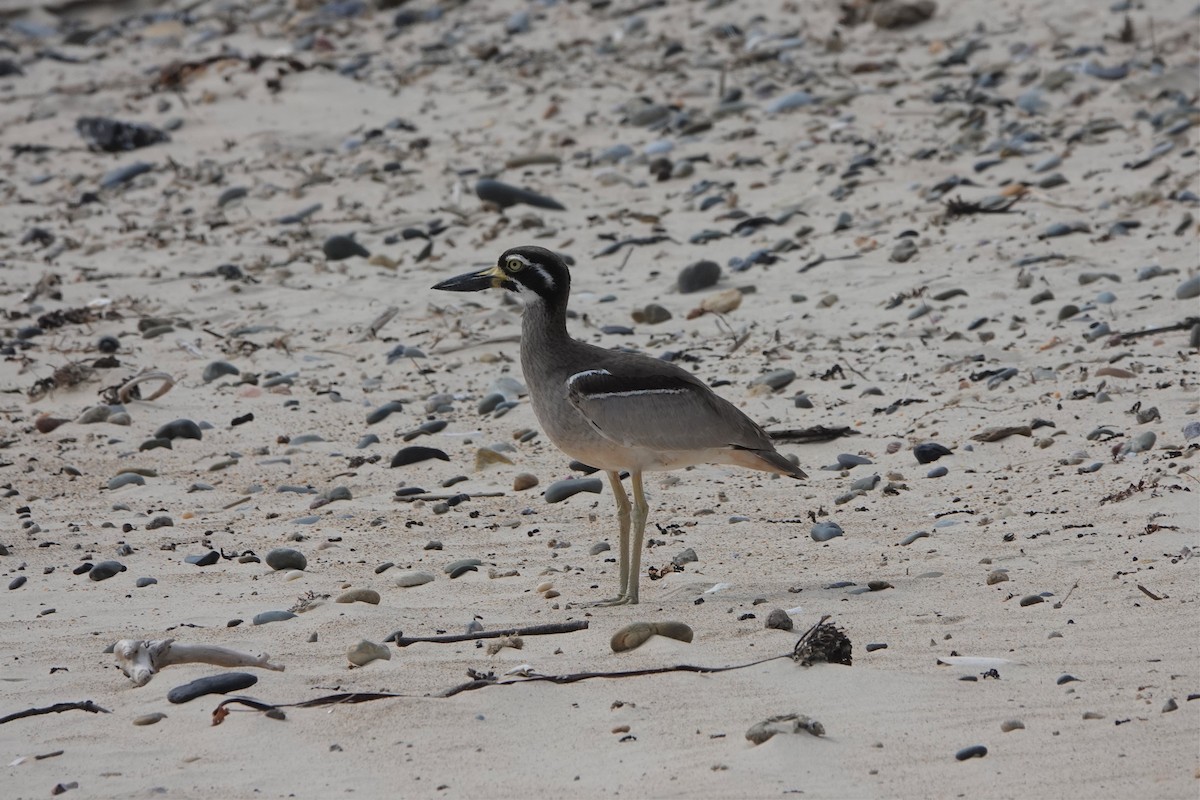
top-left (566, 369), bottom-right (611, 389)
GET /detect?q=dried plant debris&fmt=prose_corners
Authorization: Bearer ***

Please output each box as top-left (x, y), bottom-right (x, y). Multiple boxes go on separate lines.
top-left (792, 618), bottom-right (853, 667)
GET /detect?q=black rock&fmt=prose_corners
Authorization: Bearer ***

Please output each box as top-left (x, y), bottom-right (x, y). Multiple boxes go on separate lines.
top-left (265, 547), bottom-right (307, 571)
top-left (475, 178), bottom-right (565, 210)
top-left (913, 442), bottom-right (953, 464)
top-left (323, 234), bottom-right (370, 260)
top-left (167, 672), bottom-right (258, 704)
top-left (155, 419), bottom-right (203, 441)
top-left (391, 446), bottom-right (450, 468)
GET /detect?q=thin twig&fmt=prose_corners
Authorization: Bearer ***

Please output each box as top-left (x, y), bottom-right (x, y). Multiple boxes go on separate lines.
top-left (0, 700), bottom-right (110, 725)
top-left (387, 620), bottom-right (589, 647)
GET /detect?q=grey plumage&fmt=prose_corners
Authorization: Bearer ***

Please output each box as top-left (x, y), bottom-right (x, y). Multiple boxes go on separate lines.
top-left (434, 245), bottom-right (805, 604)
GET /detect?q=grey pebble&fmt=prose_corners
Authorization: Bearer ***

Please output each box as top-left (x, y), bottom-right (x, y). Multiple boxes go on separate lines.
top-left (899, 530), bottom-right (930, 546)
top-left (101, 161), bottom-right (153, 189)
top-left (89, 560), bottom-right (126, 581)
top-left (265, 547), bottom-right (307, 571)
top-left (590, 541), bottom-right (611, 555)
top-left (677, 260), bottom-right (721, 293)
top-left (186, 551), bottom-right (219, 567)
top-left (544, 477), bottom-right (604, 503)
top-left (890, 239), bottom-right (918, 263)
top-left (135, 577), bottom-right (157, 588)
top-left (217, 186), bottom-right (248, 207)
top-left (167, 672), bottom-right (257, 703)
top-left (393, 570), bottom-right (435, 588)
top-left (202, 361), bottom-right (239, 382)
top-left (276, 203), bottom-right (322, 224)
top-left (751, 369), bottom-right (796, 391)
top-left (1000, 719), bottom-right (1025, 732)
top-left (448, 564), bottom-right (478, 579)
top-left (865, 643), bottom-right (888, 652)
top-left (836, 453), bottom-right (872, 468)
top-left (811, 522), bottom-right (844, 542)
top-left (357, 434), bottom-right (380, 449)
top-left (1175, 275), bottom-right (1200, 300)
top-left (1123, 431), bottom-right (1156, 454)
top-left (146, 515), bottom-right (173, 530)
top-left (347, 640), bottom-right (391, 666)
top-left (252, 610), bottom-right (297, 625)
top-left (108, 473), bottom-right (146, 490)
top-left (927, 466), bottom-right (949, 478)
top-left (289, 433), bottom-right (324, 446)
top-left (444, 558), bottom-right (483, 574)
top-left (9, 576), bottom-right (27, 590)
top-left (672, 547), bottom-right (698, 566)
top-left (850, 474), bottom-right (880, 491)
top-left (1019, 594), bottom-right (1045, 607)
top-left (765, 609), bottom-right (793, 631)
top-left (374, 562), bottom-right (394, 574)
top-left (154, 419), bottom-right (203, 441)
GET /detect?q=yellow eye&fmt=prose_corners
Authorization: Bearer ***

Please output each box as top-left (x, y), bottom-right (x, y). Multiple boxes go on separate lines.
top-left (505, 257), bottom-right (525, 272)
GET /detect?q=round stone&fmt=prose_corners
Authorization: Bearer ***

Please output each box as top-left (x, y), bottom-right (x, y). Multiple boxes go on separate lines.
top-left (265, 547), bottom-right (306, 571)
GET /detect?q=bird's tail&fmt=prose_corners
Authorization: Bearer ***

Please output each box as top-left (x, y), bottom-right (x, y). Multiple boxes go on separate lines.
top-left (730, 446), bottom-right (807, 479)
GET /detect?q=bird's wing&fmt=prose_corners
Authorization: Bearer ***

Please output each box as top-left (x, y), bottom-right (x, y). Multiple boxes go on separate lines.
top-left (565, 369), bottom-right (769, 453)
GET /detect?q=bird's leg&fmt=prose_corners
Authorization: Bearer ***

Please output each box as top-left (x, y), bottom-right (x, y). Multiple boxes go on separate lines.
top-left (591, 470), bottom-right (631, 606)
top-left (625, 470), bottom-right (649, 605)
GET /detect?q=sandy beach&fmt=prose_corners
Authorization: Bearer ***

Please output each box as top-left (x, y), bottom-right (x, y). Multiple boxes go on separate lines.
top-left (1, 0), bottom-right (1197, 797)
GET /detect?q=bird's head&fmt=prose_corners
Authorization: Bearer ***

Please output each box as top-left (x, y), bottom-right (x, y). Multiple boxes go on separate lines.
top-left (432, 245), bottom-right (570, 306)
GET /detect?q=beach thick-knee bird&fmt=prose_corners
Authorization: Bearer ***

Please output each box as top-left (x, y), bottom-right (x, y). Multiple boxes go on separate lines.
top-left (434, 245), bottom-right (806, 605)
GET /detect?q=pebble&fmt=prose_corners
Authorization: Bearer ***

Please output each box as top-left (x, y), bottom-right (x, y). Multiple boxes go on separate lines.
top-left (955, 745), bottom-right (988, 761)
top-left (107, 473), bottom-right (146, 490)
top-left (836, 453), bottom-right (872, 468)
top-left (444, 558), bottom-right (483, 574)
top-left (252, 610), bottom-right (297, 625)
top-left (899, 531), bottom-right (930, 546)
top-left (914, 443), bottom-right (952, 464)
top-left (1000, 719), bottom-right (1025, 732)
top-left (202, 361), bottom-right (239, 382)
top-left (336, 588), bottom-right (381, 604)
top-left (590, 542), bottom-right (611, 555)
top-left (810, 522), bottom-right (844, 542)
top-left (475, 178), bottom-right (565, 210)
top-left (100, 161), bottom-right (154, 189)
top-left (186, 551), bottom-right (220, 567)
top-left (927, 466), bottom-right (949, 478)
top-left (1019, 594), bottom-right (1045, 607)
top-left (677, 260), bottom-right (721, 293)
top-left (135, 577), bottom-right (158, 588)
top-left (986, 570), bottom-right (1009, 585)
top-left (865, 643), bottom-right (888, 652)
top-left (513, 472), bottom-right (539, 491)
top-left (850, 474), bottom-right (880, 491)
top-left (391, 446), bottom-right (450, 467)
top-left (672, 547), bottom-right (698, 566)
top-left (347, 640), bottom-right (391, 666)
top-left (610, 621), bottom-right (693, 652)
top-left (751, 369), bottom-right (796, 391)
top-left (167, 672), bottom-right (258, 703)
top-left (9, 576), bottom-right (27, 590)
top-left (323, 234), bottom-right (369, 260)
top-left (394, 570), bottom-right (435, 588)
top-left (544, 477), bottom-right (603, 503)
top-left (1176, 275), bottom-right (1200, 300)
top-left (366, 400), bottom-right (405, 425)
top-left (154, 419), bottom-right (203, 441)
top-left (132, 712), bottom-right (167, 726)
top-left (765, 609), bottom-right (793, 631)
top-left (89, 560), bottom-right (126, 581)
top-left (265, 547), bottom-right (307, 571)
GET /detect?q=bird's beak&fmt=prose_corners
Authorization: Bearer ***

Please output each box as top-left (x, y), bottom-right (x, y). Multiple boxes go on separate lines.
top-left (432, 266), bottom-right (504, 292)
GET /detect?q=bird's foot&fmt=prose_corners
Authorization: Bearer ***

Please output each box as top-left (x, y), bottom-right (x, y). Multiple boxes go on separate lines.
top-left (590, 594), bottom-right (636, 607)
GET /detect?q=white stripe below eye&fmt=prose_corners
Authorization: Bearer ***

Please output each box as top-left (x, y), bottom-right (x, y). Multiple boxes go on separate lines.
top-left (566, 369), bottom-right (611, 389)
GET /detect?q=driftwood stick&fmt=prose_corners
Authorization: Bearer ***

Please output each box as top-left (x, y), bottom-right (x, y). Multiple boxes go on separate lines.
top-left (392, 491), bottom-right (506, 502)
top-left (0, 700), bottom-right (110, 725)
top-left (387, 620), bottom-right (588, 647)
